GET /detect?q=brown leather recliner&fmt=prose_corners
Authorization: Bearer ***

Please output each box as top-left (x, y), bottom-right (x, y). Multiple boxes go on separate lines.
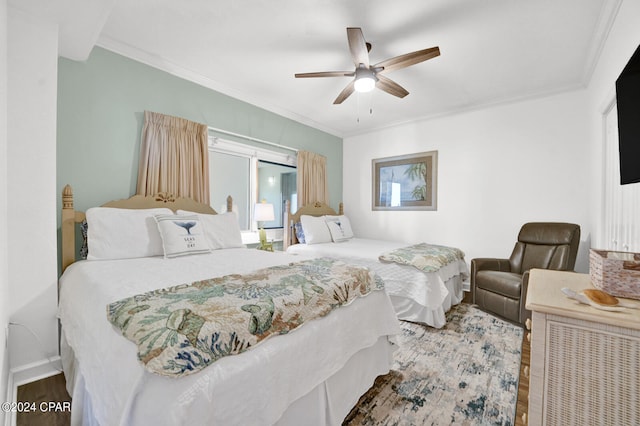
top-left (471, 222), bottom-right (581, 325)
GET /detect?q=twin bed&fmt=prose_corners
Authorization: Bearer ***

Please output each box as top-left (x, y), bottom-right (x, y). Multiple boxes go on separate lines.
top-left (282, 201), bottom-right (469, 328)
top-left (58, 186), bottom-right (468, 425)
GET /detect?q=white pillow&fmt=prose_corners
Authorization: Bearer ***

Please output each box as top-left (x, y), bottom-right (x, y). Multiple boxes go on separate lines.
top-left (86, 207), bottom-right (173, 260)
top-left (154, 214), bottom-right (211, 258)
top-left (177, 210), bottom-right (245, 249)
top-left (300, 215), bottom-right (332, 244)
top-left (324, 215), bottom-right (354, 242)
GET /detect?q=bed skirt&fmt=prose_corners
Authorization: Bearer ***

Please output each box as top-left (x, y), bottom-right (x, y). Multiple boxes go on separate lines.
top-left (61, 332), bottom-right (395, 426)
top-left (391, 273), bottom-right (464, 328)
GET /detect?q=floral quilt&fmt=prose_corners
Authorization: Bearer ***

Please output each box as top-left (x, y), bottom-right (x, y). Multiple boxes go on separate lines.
top-left (378, 243), bottom-right (466, 273)
top-left (107, 258), bottom-right (384, 377)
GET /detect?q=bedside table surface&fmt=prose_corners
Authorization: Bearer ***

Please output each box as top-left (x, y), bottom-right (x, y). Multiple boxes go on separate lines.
top-left (526, 269), bottom-right (640, 331)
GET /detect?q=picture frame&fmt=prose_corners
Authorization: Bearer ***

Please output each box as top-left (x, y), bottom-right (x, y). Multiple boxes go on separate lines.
top-left (372, 151), bottom-right (437, 211)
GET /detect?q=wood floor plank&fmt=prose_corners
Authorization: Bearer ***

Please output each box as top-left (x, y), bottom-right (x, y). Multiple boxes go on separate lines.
top-left (516, 334), bottom-right (531, 425)
top-left (16, 373), bottom-right (71, 426)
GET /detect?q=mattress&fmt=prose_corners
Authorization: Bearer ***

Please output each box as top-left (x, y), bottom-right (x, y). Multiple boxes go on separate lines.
top-left (287, 238), bottom-right (469, 327)
top-left (58, 248), bottom-right (400, 425)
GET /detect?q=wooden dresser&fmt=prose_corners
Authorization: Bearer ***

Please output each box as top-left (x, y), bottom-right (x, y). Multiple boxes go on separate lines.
top-left (525, 269), bottom-right (640, 426)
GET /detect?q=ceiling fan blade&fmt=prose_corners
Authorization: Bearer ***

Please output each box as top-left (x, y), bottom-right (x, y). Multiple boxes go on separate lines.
top-left (375, 46), bottom-right (440, 74)
top-left (376, 74), bottom-right (409, 98)
top-left (294, 71), bottom-right (355, 78)
top-left (333, 80), bottom-right (355, 104)
top-left (347, 27), bottom-right (370, 68)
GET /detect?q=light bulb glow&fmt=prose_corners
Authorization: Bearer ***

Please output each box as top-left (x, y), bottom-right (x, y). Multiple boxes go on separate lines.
top-left (354, 76), bottom-right (376, 92)
top-left (354, 66), bottom-right (377, 93)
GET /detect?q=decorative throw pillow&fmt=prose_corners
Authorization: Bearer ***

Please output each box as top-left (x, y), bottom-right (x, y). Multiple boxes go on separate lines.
top-left (294, 222), bottom-right (306, 244)
top-left (324, 215), bottom-right (354, 242)
top-left (86, 207), bottom-right (174, 260)
top-left (177, 210), bottom-right (245, 250)
top-left (300, 215), bottom-right (332, 244)
top-left (154, 214), bottom-right (211, 258)
top-left (326, 221), bottom-right (350, 242)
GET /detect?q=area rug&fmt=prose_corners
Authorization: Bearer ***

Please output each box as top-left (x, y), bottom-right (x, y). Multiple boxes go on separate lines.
top-left (344, 303), bottom-right (523, 426)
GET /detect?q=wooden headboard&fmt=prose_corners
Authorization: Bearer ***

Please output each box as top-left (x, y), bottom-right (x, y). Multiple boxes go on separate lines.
top-left (61, 184), bottom-right (232, 272)
top-left (282, 200), bottom-right (344, 251)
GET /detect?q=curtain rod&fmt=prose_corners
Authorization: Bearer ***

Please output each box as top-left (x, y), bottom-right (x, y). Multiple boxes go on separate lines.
top-left (207, 126), bottom-right (299, 153)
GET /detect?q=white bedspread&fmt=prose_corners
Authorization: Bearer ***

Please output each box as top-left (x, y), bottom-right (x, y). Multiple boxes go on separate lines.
top-left (58, 248), bottom-right (400, 426)
top-left (287, 238), bottom-right (469, 327)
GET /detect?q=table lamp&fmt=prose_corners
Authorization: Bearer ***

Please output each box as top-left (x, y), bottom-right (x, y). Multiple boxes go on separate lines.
top-left (254, 201), bottom-right (275, 250)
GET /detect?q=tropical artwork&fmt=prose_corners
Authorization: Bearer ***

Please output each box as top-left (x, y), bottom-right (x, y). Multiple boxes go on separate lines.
top-left (372, 151), bottom-right (437, 210)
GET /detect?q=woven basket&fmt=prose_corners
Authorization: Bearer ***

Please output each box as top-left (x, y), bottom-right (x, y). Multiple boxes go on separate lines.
top-left (589, 249), bottom-right (640, 300)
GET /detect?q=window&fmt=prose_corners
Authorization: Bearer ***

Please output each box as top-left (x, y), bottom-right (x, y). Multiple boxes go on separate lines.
top-left (257, 160), bottom-right (297, 229)
top-left (209, 151), bottom-right (251, 229)
top-left (208, 136), bottom-right (296, 242)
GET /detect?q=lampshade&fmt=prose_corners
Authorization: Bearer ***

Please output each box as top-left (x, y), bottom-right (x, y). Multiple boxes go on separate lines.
top-left (254, 203), bottom-right (275, 222)
top-left (354, 67), bottom-right (376, 93)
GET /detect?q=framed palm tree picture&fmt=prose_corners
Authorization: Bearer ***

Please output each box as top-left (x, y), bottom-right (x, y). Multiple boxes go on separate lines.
top-left (372, 151), bottom-right (437, 211)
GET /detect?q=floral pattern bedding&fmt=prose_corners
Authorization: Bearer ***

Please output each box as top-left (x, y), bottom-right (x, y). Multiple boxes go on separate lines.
top-left (378, 243), bottom-right (466, 274)
top-left (107, 258), bottom-right (384, 377)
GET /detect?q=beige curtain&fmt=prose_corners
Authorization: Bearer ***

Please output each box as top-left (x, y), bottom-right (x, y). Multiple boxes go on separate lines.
top-left (296, 150), bottom-right (329, 207)
top-left (136, 111), bottom-right (210, 204)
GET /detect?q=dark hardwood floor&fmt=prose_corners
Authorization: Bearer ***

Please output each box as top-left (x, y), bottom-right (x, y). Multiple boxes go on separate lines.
top-left (516, 332), bottom-right (531, 426)
top-left (16, 373), bottom-right (71, 426)
top-left (15, 322), bottom-right (531, 426)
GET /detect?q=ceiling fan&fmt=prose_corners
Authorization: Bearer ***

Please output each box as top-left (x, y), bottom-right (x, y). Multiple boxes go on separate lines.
top-left (295, 27), bottom-right (440, 105)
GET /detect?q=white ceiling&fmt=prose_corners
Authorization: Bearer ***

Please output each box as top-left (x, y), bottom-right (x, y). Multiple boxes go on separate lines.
top-left (12, 0), bottom-right (621, 138)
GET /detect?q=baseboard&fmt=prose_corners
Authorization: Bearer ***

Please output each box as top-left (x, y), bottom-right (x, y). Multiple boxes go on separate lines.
top-left (4, 369), bottom-right (13, 426)
top-left (10, 355), bottom-right (62, 387)
top-left (5, 356), bottom-right (62, 426)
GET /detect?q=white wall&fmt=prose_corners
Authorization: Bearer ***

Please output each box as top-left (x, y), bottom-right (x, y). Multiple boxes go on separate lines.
top-left (344, 90), bottom-right (592, 272)
top-left (0, 0), bottom-right (10, 421)
top-left (6, 7), bottom-right (59, 370)
top-left (586, 0), bottom-right (640, 248)
top-left (343, 0), bottom-right (640, 277)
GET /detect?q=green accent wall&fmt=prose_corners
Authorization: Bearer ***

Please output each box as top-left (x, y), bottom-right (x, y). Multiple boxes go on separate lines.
top-left (57, 47), bottom-right (342, 215)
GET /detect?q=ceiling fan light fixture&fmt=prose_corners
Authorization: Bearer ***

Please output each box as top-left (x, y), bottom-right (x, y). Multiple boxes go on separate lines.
top-left (354, 66), bottom-right (376, 93)
top-left (295, 28), bottom-right (440, 104)
top-left (354, 76), bottom-right (376, 93)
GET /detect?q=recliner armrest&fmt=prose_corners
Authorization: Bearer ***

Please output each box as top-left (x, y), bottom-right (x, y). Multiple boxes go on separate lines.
top-left (471, 258), bottom-right (511, 273)
top-left (470, 258), bottom-right (512, 304)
